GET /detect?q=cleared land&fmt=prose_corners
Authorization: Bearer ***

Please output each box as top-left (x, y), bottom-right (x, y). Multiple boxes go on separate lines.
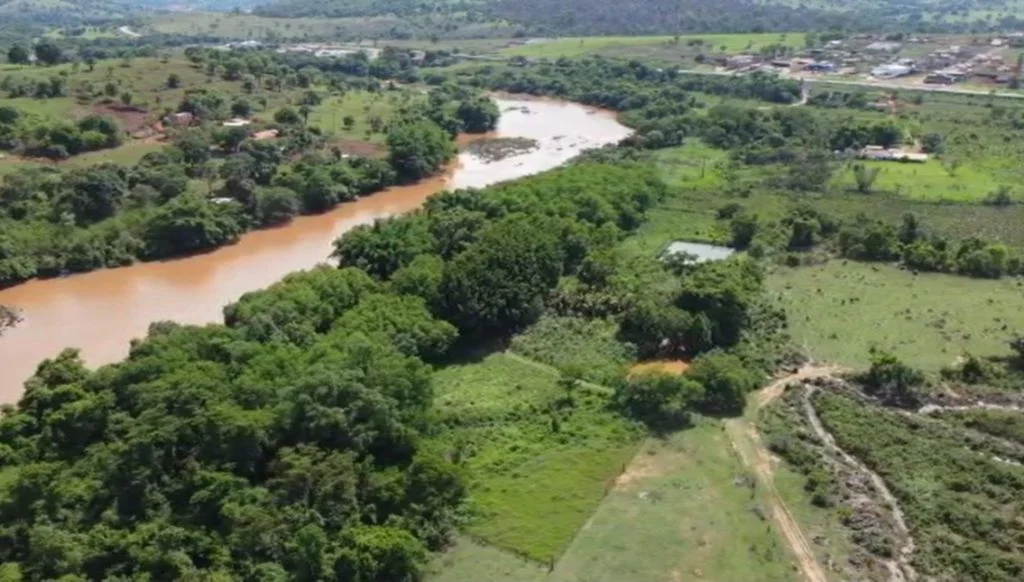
top-left (767, 261), bottom-right (1024, 371)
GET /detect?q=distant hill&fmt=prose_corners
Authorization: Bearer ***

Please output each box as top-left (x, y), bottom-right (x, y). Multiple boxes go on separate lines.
top-left (249, 0), bottom-right (1024, 34)
top-left (0, 0), bottom-right (257, 24)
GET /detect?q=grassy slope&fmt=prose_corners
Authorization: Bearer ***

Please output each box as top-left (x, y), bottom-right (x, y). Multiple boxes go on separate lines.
top-left (429, 353), bottom-right (642, 562)
top-left (767, 261), bottom-right (1024, 371)
top-left (550, 421), bottom-right (797, 582)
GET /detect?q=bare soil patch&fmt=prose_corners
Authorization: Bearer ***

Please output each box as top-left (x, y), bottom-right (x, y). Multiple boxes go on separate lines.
top-left (332, 139), bottom-right (386, 158)
top-left (612, 444), bottom-right (686, 491)
top-left (628, 359), bottom-right (691, 377)
top-left (93, 104), bottom-right (153, 136)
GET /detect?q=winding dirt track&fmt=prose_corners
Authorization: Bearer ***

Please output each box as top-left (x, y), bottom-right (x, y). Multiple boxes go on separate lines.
top-left (724, 366), bottom-right (840, 582)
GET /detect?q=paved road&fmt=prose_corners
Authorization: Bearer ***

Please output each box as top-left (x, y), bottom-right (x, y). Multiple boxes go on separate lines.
top-left (672, 67), bottom-right (1024, 99)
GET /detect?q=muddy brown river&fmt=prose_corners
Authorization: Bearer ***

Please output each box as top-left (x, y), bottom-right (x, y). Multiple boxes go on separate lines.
top-left (0, 98), bottom-right (632, 402)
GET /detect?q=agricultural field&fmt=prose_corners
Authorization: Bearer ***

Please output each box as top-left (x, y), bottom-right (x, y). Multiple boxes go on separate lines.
top-left (428, 353), bottom-right (643, 562)
top-left (0, 141), bottom-right (167, 176)
top-left (146, 11), bottom-right (516, 41)
top-left (766, 261), bottom-right (1024, 371)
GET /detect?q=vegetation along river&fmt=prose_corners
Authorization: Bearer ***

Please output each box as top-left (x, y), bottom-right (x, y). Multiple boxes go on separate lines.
top-left (0, 98), bottom-right (632, 402)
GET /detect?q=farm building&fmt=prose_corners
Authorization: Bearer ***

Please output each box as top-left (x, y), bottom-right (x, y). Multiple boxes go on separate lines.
top-left (871, 63), bottom-right (912, 79)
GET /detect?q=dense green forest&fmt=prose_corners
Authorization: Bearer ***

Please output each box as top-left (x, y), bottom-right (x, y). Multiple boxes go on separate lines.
top-left (0, 151), bottom-right (783, 578)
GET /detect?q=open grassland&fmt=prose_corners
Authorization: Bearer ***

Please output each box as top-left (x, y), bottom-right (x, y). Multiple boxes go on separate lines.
top-left (767, 261), bottom-right (1024, 371)
top-left (429, 353), bottom-right (642, 562)
top-left (833, 159), bottom-right (1006, 202)
top-left (427, 536), bottom-right (546, 582)
top-left (305, 90), bottom-right (420, 144)
top-left (501, 33), bottom-right (806, 59)
top-left (548, 421), bottom-right (797, 582)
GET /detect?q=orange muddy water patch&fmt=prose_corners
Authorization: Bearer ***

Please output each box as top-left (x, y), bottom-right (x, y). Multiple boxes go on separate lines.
top-left (0, 97), bottom-right (633, 403)
top-left (629, 360), bottom-right (691, 377)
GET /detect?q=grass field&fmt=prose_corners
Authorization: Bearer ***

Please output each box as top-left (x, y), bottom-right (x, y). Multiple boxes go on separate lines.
top-left (0, 141), bottom-right (168, 176)
top-left (427, 536), bottom-right (546, 582)
top-left (548, 421), bottom-right (797, 582)
top-left (501, 33), bottom-right (806, 59)
top-left (767, 261), bottom-right (1024, 371)
top-left (510, 316), bottom-right (636, 385)
top-left (832, 159), bottom-right (1009, 202)
top-left (429, 353), bottom-right (642, 562)
top-left (305, 90), bottom-right (418, 144)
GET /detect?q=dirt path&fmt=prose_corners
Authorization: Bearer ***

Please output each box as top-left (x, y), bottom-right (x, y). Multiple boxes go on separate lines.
top-left (724, 365), bottom-right (840, 582)
top-left (802, 387), bottom-right (917, 582)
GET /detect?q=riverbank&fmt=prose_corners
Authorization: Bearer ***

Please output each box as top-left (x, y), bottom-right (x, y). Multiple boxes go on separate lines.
top-left (0, 98), bottom-right (632, 401)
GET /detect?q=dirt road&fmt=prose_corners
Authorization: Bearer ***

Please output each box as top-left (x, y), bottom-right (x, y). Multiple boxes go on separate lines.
top-left (724, 366), bottom-right (841, 582)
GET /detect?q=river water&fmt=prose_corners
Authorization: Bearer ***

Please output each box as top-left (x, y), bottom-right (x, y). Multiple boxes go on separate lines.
top-left (0, 98), bottom-right (632, 402)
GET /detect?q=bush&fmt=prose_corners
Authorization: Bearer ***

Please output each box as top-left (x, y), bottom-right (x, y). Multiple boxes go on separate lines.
top-left (686, 351), bottom-right (760, 415)
top-left (613, 372), bottom-right (704, 430)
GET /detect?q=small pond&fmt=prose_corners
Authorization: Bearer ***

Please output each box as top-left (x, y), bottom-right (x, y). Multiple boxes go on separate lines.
top-left (663, 241), bottom-right (735, 263)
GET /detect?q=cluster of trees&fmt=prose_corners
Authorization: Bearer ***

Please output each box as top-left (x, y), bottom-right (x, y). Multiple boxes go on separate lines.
top-left (0, 272), bottom-right (464, 580)
top-left (0, 81), bottom-right (485, 285)
top-left (454, 60), bottom-right (800, 150)
top-left (838, 214), bottom-right (1023, 279)
top-left (6, 41), bottom-right (62, 66)
top-left (182, 46), bottom-right (426, 89)
top-left (720, 203), bottom-right (1023, 280)
top-left (0, 108), bottom-right (122, 160)
top-left (0, 74), bottom-right (66, 99)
